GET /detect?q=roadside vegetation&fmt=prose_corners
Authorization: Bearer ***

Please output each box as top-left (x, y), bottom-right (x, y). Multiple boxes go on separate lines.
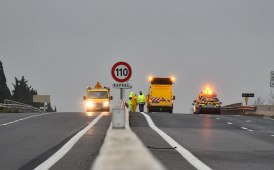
top-left (0, 61), bottom-right (56, 113)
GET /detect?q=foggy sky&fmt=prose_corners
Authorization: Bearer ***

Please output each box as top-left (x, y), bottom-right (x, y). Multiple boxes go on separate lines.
top-left (1, 0), bottom-right (274, 113)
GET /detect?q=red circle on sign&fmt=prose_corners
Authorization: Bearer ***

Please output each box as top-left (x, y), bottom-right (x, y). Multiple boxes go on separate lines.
top-left (111, 62), bottom-right (132, 82)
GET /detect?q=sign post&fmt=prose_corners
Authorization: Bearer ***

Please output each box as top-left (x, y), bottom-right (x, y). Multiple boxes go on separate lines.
top-left (111, 61), bottom-right (132, 101)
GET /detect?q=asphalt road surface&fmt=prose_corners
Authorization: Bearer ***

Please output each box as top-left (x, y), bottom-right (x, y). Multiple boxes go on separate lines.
top-left (130, 112), bottom-right (274, 170)
top-left (0, 112), bottom-right (111, 170)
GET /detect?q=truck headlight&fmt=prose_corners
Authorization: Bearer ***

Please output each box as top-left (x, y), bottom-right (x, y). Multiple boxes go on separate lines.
top-left (103, 101), bottom-right (109, 107)
top-left (87, 101), bottom-right (94, 108)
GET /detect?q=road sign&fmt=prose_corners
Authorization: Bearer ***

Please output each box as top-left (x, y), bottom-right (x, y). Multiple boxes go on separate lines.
top-left (242, 93), bottom-right (254, 97)
top-left (271, 80), bottom-right (274, 87)
top-left (111, 62), bottom-right (132, 83)
top-left (271, 71), bottom-right (274, 80)
top-left (112, 83), bottom-right (132, 89)
top-left (33, 95), bottom-right (50, 103)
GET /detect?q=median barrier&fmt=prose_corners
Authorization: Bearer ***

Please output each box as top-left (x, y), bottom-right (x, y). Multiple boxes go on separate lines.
top-left (92, 102), bottom-right (166, 170)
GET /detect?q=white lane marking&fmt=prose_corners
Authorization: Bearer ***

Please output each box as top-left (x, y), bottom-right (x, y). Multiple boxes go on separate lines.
top-left (246, 120), bottom-right (252, 123)
top-left (34, 113), bottom-right (104, 170)
top-left (206, 115), bottom-right (211, 118)
top-left (216, 118), bottom-right (220, 120)
top-left (0, 113), bottom-right (52, 127)
top-left (271, 135), bottom-right (274, 137)
top-left (140, 112), bottom-right (212, 170)
top-left (241, 127), bottom-right (254, 132)
top-left (227, 122), bottom-right (232, 125)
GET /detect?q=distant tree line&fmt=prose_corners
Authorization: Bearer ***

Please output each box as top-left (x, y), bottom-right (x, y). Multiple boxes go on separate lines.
top-left (0, 61), bottom-right (56, 112)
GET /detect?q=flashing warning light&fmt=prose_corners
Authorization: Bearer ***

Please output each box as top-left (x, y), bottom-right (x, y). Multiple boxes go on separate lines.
top-left (170, 77), bottom-right (176, 83)
top-left (204, 87), bottom-right (213, 95)
top-left (148, 76), bottom-right (153, 82)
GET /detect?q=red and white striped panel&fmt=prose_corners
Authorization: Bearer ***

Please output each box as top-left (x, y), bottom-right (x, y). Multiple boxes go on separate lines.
top-left (151, 97), bottom-right (162, 103)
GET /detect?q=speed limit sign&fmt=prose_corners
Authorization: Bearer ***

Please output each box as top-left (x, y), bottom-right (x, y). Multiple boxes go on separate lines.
top-left (111, 62), bottom-right (132, 83)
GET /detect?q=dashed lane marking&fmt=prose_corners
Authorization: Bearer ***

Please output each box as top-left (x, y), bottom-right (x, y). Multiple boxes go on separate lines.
top-left (227, 122), bottom-right (232, 125)
top-left (271, 135), bottom-right (274, 137)
top-left (241, 127), bottom-right (254, 132)
top-left (0, 113), bottom-right (53, 127)
top-left (140, 112), bottom-right (212, 170)
top-left (34, 113), bottom-right (104, 170)
top-left (216, 118), bottom-right (220, 120)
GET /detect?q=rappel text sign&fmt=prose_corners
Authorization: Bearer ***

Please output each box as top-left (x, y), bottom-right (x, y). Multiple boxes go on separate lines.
top-left (112, 83), bottom-right (132, 89)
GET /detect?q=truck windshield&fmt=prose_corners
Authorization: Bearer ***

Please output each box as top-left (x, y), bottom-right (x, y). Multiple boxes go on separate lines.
top-left (88, 91), bottom-right (108, 99)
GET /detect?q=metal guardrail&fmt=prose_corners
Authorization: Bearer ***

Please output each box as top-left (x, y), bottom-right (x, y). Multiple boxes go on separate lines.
top-left (222, 103), bottom-right (256, 114)
top-left (0, 99), bottom-right (43, 113)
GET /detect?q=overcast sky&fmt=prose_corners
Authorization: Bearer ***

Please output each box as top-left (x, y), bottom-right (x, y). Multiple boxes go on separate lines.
top-left (1, 0), bottom-right (274, 113)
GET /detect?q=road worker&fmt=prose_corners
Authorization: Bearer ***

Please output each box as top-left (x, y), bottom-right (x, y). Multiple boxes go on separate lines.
top-left (132, 93), bottom-right (138, 112)
top-left (128, 91), bottom-right (134, 111)
top-left (138, 91), bottom-right (146, 112)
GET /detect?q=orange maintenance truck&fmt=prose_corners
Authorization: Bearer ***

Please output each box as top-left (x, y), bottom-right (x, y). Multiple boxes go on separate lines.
top-left (83, 82), bottom-right (112, 112)
top-left (147, 77), bottom-right (175, 113)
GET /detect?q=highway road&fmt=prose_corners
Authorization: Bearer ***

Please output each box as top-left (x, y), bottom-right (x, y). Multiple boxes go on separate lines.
top-left (130, 112), bottom-right (274, 170)
top-left (0, 112), bottom-right (111, 170)
top-left (1, 111), bottom-right (274, 170)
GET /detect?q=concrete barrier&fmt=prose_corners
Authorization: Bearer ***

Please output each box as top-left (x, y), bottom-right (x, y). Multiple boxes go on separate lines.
top-left (92, 107), bottom-right (166, 170)
top-left (246, 105), bottom-right (274, 118)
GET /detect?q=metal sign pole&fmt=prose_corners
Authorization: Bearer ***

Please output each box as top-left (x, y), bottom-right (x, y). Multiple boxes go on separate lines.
top-left (120, 88), bottom-right (124, 101)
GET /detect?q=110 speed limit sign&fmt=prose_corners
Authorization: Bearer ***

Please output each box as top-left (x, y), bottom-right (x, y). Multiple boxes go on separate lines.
top-left (111, 62), bottom-right (132, 83)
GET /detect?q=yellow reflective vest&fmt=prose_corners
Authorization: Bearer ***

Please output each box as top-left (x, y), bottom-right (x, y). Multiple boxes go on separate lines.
top-left (138, 94), bottom-right (146, 104)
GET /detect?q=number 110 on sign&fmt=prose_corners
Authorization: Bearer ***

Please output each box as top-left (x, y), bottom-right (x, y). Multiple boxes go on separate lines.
top-left (116, 67), bottom-right (128, 77)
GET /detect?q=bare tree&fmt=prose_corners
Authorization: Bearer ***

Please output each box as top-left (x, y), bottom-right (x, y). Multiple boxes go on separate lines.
top-left (253, 95), bottom-right (265, 105)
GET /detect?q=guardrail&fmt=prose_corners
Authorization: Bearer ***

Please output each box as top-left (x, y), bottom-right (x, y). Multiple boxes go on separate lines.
top-left (0, 99), bottom-right (43, 113)
top-left (222, 103), bottom-right (256, 114)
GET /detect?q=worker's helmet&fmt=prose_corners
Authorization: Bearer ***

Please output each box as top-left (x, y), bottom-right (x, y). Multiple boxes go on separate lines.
top-left (139, 91), bottom-right (142, 95)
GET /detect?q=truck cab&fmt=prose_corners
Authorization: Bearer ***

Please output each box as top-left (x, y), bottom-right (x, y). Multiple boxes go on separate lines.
top-left (147, 77), bottom-right (175, 113)
top-left (83, 82), bottom-right (112, 112)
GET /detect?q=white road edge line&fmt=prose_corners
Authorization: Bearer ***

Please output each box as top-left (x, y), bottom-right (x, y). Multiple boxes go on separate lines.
top-left (34, 113), bottom-right (104, 170)
top-left (0, 113), bottom-right (52, 127)
top-left (241, 127), bottom-right (247, 130)
top-left (140, 112), bottom-right (212, 170)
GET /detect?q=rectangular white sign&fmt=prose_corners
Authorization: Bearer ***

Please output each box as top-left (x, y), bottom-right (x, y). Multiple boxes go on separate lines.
top-left (112, 83), bottom-right (132, 89)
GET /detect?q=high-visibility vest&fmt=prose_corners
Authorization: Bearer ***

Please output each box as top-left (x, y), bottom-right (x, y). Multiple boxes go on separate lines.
top-left (138, 94), bottom-right (146, 104)
top-left (128, 92), bottom-right (134, 105)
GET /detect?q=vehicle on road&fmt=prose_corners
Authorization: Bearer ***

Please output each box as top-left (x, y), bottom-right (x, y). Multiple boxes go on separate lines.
top-left (83, 82), bottom-right (112, 112)
top-left (193, 87), bottom-right (222, 114)
top-left (147, 76), bottom-right (175, 113)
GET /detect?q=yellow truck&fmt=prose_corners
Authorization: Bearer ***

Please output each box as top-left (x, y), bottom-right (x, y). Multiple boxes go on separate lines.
top-left (83, 82), bottom-right (112, 112)
top-left (147, 77), bottom-right (175, 113)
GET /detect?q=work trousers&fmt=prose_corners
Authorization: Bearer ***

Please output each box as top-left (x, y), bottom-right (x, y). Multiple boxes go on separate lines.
top-left (139, 103), bottom-right (145, 112)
